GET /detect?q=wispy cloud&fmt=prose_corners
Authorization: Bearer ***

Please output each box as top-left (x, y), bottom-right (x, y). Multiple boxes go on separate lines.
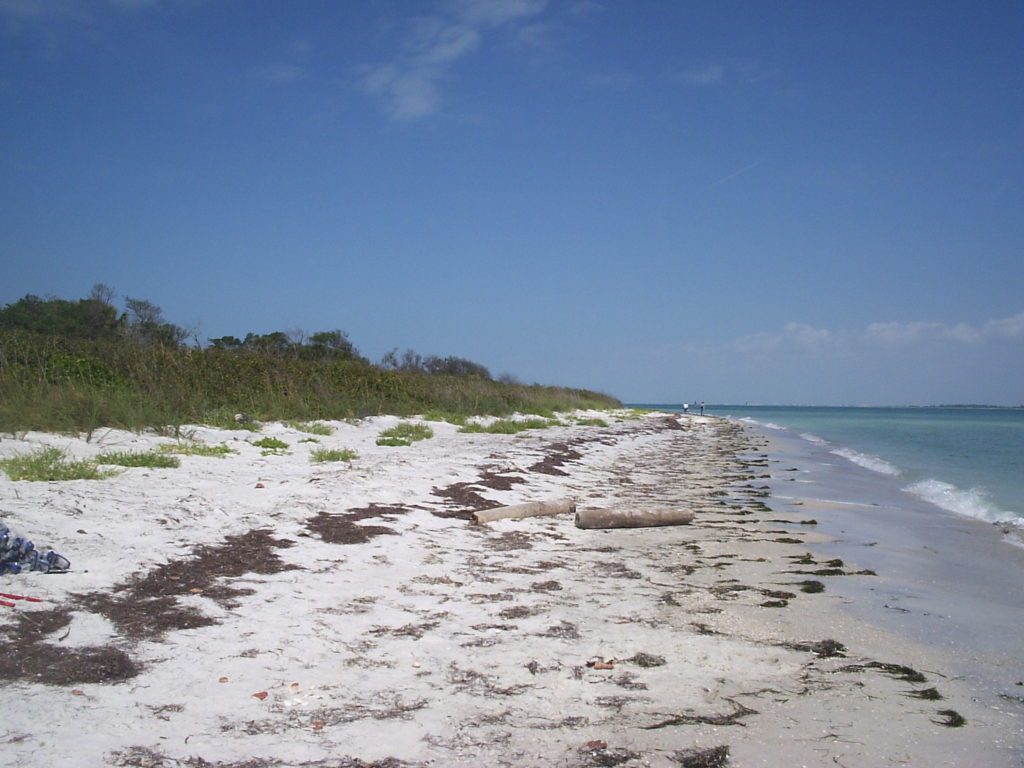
top-left (865, 313), bottom-right (1024, 346)
top-left (709, 160), bottom-right (763, 188)
top-left (721, 312), bottom-right (1024, 358)
top-left (674, 64), bottom-right (724, 86)
top-left (360, 0), bottom-right (548, 121)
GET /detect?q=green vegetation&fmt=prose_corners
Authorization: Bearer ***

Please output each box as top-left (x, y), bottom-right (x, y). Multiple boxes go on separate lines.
top-left (252, 436), bottom-right (289, 455)
top-left (297, 437), bottom-right (320, 444)
top-left (0, 290), bottom-right (620, 434)
top-left (421, 410), bottom-right (467, 426)
top-left (288, 420), bottom-right (334, 435)
top-left (158, 442), bottom-right (235, 457)
top-left (310, 447), bottom-right (358, 463)
top-left (574, 417), bottom-right (608, 427)
top-left (0, 447), bottom-right (115, 481)
top-left (96, 450), bottom-right (180, 469)
top-left (459, 418), bottom-right (561, 434)
top-left (376, 422), bottom-right (433, 447)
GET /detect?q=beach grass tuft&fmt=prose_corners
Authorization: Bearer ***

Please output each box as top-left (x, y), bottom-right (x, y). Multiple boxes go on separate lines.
top-left (0, 447), bottom-right (115, 481)
top-left (158, 442), bottom-right (235, 457)
top-left (252, 436), bottom-right (289, 455)
top-left (376, 422), bottom-right (433, 447)
top-left (96, 450), bottom-right (180, 469)
top-left (422, 410), bottom-right (467, 426)
top-left (459, 418), bottom-right (560, 435)
top-left (288, 420), bottom-right (334, 436)
top-left (310, 447), bottom-right (358, 463)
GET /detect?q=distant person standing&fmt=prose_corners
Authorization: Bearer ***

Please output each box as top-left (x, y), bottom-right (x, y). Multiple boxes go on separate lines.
top-left (700, 401), bottom-right (705, 416)
top-left (682, 403), bottom-right (689, 414)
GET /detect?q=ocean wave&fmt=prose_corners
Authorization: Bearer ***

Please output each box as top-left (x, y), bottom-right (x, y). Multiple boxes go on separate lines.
top-left (905, 479), bottom-right (1021, 527)
top-left (830, 447), bottom-right (902, 476)
top-left (799, 432), bottom-right (828, 445)
top-left (737, 417), bottom-right (786, 431)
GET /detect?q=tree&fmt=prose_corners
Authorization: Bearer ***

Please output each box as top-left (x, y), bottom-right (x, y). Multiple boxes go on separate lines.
top-left (0, 293), bottom-right (120, 339)
top-left (124, 297), bottom-right (187, 347)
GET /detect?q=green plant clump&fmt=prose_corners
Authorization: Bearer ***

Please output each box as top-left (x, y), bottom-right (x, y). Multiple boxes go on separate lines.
top-left (159, 442), bottom-right (235, 457)
top-left (252, 436), bottom-right (289, 455)
top-left (421, 410), bottom-right (467, 426)
top-left (96, 450), bottom-right (180, 469)
top-left (289, 420), bottom-right (334, 436)
top-left (0, 447), bottom-right (113, 481)
top-left (376, 422), bottom-right (433, 447)
top-left (575, 418), bottom-right (608, 427)
top-left (459, 418), bottom-right (559, 435)
top-left (310, 447), bottom-right (358, 463)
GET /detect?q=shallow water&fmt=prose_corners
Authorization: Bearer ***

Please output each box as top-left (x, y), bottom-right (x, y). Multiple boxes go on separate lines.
top-left (641, 405), bottom-right (1024, 532)
top-left (742, 420), bottom-right (1024, 705)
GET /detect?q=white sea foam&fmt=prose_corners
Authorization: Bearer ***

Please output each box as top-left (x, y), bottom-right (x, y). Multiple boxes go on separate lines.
top-left (737, 417), bottom-right (786, 431)
top-left (830, 447), bottom-right (902, 476)
top-left (800, 432), bottom-right (828, 445)
top-left (904, 479), bottom-right (1021, 527)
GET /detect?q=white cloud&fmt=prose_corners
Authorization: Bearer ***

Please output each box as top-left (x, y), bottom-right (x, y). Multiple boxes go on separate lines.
top-left (784, 322), bottom-right (830, 349)
top-left (863, 312), bottom-right (1024, 346)
top-left (863, 320), bottom-right (943, 346)
top-left (675, 64), bottom-right (724, 86)
top-left (360, 1), bottom-right (547, 121)
top-left (983, 311), bottom-right (1024, 340)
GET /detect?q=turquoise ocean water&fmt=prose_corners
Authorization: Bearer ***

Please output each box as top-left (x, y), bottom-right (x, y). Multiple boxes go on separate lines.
top-left (638, 405), bottom-right (1024, 528)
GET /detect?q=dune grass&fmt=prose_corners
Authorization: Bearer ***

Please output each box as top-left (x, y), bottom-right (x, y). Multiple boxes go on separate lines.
top-left (158, 442), bottom-right (235, 457)
top-left (459, 418), bottom-right (560, 435)
top-left (0, 447), bottom-right (115, 481)
top-left (289, 420), bottom-right (334, 436)
top-left (376, 422), bottom-right (433, 447)
top-left (0, 329), bottom-right (620, 434)
top-left (96, 450), bottom-right (180, 469)
top-left (252, 436), bottom-right (289, 455)
top-left (310, 447), bottom-right (358, 463)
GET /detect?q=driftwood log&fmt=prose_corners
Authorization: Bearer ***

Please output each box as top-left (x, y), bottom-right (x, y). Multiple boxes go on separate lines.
top-left (471, 498), bottom-right (576, 525)
top-left (574, 508), bottom-right (695, 530)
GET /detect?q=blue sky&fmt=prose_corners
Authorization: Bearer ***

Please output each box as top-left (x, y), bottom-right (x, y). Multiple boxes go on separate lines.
top-left (2, 0), bottom-right (1022, 405)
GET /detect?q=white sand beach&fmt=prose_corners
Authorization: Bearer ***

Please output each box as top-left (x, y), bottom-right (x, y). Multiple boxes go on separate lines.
top-left (1, 412), bottom-right (1022, 767)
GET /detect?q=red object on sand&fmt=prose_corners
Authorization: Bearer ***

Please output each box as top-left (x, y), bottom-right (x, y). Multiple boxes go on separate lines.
top-left (0, 592), bottom-right (43, 602)
top-left (0, 599), bottom-right (15, 608)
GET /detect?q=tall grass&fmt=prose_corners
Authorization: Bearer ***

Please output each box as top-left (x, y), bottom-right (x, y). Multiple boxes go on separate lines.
top-left (0, 329), bottom-right (619, 433)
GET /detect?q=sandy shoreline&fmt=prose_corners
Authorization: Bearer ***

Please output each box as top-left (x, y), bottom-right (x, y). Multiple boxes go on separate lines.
top-left (1, 411), bottom-right (1022, 767)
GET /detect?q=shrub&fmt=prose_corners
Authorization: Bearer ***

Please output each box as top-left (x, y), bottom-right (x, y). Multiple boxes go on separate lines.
top-left (376, 422), bottom-right (433, 447)
top-left (575, 418), bottom-right (608, 427)
top-left (0, 447), bottom-right (113, 481)
top-left (96, 450), bottom-right (180, 469)
top-left (310, 448), bottom-right (358, 463)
